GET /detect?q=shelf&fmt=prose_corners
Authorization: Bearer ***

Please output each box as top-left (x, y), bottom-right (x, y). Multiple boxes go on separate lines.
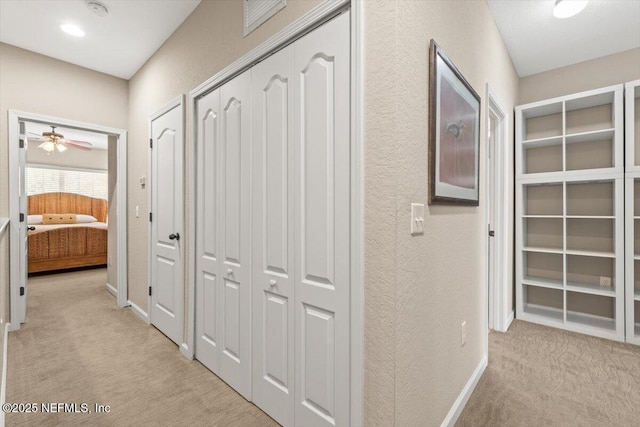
top-left (566, 215), bottom-right (614, 219)
top-left (522, 277), bottom-right (563, 290)
top-left (566, 282), bottom-right (615, 297)
top-left (521, 135), bottom-right (563, 148)
top-left (565, 128), bottom-right (614, 144)
top-left (523, 303), bottom-right (563, 321)
top-left (566, 249), bottom-right (615, 258)
top-left (567, 311), bottom-right (616, 332)
top-left (523, 246), bottom-right (564, 255)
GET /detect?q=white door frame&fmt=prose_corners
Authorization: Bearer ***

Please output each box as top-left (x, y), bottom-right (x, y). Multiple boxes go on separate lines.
top-left (8, 110), bottom-right (129, 330)
top-left (185, 0), bottom-right (363, 424)
top-left (484, 85), bottom-right (512, 334)
top-left (146, 94), bottom-right (186, 336)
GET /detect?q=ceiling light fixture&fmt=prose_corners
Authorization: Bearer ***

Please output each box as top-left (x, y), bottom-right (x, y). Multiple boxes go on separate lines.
top-left (553, 0), bottom-right (588, 19)
top-left (60, 23), bottom-right (85, 37)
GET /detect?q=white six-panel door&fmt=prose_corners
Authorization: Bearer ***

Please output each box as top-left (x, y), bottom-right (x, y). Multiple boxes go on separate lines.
top-left (196, 70), bottom-right (252, 399)
top-left (293, 11), bottom-right (351, 427)
top-left (18, 121), bottom-right (28, 324)
top-left (150, 101), bottom-right (184, 345)
top-left (251, 45), bottom-right (296, 426)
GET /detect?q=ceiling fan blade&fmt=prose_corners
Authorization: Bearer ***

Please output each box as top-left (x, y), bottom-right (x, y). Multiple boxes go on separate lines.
top-left (61, 141), bottom-right (92, 151)
top-left (28, 136), bottom-right (47, 141)
top-left (28, 132), bottom-right (44, 137)
top-left (63, 139), bottom-right (93, 147)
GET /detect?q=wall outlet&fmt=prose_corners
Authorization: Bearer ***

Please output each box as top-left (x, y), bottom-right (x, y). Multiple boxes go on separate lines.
top-left (599, 276), bottom-right (612, 288)
top-left (461, 321), bottom-right (467, 347)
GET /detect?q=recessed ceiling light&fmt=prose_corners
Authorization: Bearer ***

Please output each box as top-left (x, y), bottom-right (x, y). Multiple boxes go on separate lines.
top-left (60, 24), bottom-right (85, 37)
top-left (553, 0), bottom-right (588, 19)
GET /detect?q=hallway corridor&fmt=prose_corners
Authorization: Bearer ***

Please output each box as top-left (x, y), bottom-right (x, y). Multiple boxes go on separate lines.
top-left (6, 269), bottom-right (276, 426)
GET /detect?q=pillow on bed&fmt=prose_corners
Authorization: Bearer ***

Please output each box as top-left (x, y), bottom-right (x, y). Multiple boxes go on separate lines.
top-left (42, 213), bottom-right (77, 225)
top-left (27, 215), bottom-right (43, 225)
top-left (76, 214), bottom-right (98, 223)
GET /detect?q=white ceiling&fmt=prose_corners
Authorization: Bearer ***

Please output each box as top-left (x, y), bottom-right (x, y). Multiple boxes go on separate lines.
top-left (0, 0), bottom-right (201, 80)
top-left (487, 0), bottom-right (640, 77)
top-left (27, 122), bottom-right (108, 151)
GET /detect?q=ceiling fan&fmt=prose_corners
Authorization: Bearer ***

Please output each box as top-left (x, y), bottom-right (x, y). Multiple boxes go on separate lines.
top-left (28, 126), bottom-right (93, 153)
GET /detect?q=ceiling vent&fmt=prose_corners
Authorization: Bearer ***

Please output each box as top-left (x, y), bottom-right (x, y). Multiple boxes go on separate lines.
top-left (87, 1), bottom-right (109, 17)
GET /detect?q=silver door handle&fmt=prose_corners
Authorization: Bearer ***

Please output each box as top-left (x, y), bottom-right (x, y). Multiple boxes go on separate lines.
top-left (227, 268), bottom-right (233, 276)
top-left (269, 279), bottom-right (277, 287)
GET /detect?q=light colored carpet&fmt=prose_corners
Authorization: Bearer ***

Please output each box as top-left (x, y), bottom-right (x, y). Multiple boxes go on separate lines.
top-left (457, 320), bottom-right (640, 427)
top-left (7, 268), bottom-right (277, 426)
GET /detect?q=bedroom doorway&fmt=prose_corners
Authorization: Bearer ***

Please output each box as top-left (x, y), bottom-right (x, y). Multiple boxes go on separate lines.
top-left (8, 111), bottom-right (128, 331)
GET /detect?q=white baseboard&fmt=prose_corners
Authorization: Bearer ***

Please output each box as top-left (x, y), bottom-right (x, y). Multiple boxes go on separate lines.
top-left (440, 355), bottom-right (488, 427)
top-left (180, 342), bottom-right (193, 360)
top-left (105, 283), bottom-right (117, 298)
top-left (128, 300), bottom-right (149, 323)
top-left (1, 322), bottom-right (10, 427)
top-left (506, 310), bottom-right (515, 330)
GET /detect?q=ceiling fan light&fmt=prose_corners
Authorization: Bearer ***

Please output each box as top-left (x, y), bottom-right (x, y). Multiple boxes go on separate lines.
top-left (553, 0), bottom-right (588, 19)
top-left (56, 144), bottom-right (68, 152)
top-left (40, 142), bottom-right (55, 152)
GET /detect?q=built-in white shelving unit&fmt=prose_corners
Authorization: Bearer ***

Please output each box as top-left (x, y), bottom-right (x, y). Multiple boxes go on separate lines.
top-left (516, 84), bottom-right (625, 342)
top-left (625, 79), bottom-right (640, 345)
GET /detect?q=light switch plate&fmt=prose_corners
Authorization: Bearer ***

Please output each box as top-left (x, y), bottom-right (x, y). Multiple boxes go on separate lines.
top-left (411, 203), bottom-right (425, 235)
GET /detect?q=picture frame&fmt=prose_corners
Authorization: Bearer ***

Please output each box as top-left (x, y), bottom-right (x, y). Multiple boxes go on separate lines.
top-left (428, 39), bottom-right (481, 205)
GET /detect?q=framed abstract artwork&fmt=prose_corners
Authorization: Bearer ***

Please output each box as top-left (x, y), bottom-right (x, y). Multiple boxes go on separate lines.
top-left (428, 39), bottom-right (481, 205)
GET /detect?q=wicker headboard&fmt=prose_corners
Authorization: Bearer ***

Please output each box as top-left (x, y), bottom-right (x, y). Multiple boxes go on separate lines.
top-left (28, 192), bottom-right (108, 223)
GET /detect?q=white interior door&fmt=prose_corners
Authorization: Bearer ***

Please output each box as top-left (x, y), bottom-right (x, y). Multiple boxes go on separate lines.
top-left (18, 121), bottom-right (28, 324)
top-left (293, 11), bottom-right (351, 427)
top-left (150, 101), bottom-right (184, 345)
top-left (196, 70), bottom-right (252, 399)
top-left (488, 114), bottom-right (497, 330)
top-left (251, 44), bottom-right (295, 426)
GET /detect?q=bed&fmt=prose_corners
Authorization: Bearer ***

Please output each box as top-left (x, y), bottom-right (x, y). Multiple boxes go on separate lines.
top-left (27, 192), bottom-right (108, 273)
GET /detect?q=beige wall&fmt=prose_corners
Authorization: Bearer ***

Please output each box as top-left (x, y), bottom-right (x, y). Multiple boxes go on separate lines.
top-left (363, 1), bottom-right (519, 425)
top-left (519, 48), bottom-right (640, 104)
top-left (26, 144), bottom-right (108, 171)
top-left (0, 43), bottom-right (129, 218)
top-left (126, 0), bottom-right (322, 311)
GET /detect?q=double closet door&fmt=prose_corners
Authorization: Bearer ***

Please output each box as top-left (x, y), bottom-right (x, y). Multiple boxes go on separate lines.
top-left (195, 11), bottom-right (351, 427)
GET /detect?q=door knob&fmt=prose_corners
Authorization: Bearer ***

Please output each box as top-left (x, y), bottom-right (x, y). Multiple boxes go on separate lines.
top-left (269, 279), bottom-right (277, 287)
top-left (227, 268), bottom-right (233, 276)
top-left (169, 233), bottom-right (180, 241)
top-left (27, 226), bottom-right (36, 231)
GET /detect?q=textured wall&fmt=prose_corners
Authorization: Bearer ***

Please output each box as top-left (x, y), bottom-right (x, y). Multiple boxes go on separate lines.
top-left (0, 43), bottom-right (128, 217)
top-left (126, 0), bottom-right (323, 314)
top-left (26, 144), bottom-right (108, 171)
top-left (363, 1), bottom-right (519, 425)
top-left (519, 48), bottom-right (640, 104)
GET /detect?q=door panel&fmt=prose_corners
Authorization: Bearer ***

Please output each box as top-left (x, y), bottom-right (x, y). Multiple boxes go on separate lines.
top-left (294, 11), bottom-right (350, 427)
top-left (150, 102), bottom-right (184, 345)
top-left (219, 70), bottom-right (252, 398)
top-left (251, 44), bottom-right (295, 426)
top-left (19, 121), bottom-right (28, 324)
top-left (196, 89), bottom-right (221, 371)
top-left (196, 70), bottom-right (252, 399)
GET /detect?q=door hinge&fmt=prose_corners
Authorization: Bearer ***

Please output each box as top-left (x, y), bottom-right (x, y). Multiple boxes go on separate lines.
top-left (149, 286), bottom-right (152, 296)
top-left (19, 213), bottom-right (25, 222)
top-left (149, 212), bottom-right (152, 222)
top-left (20, 286), bottom-right (25, 296)
top-left (19, 139), bottom-right (25, 148)
top-left (489, 230), bottom-right (495, 237)
top-left (150, 138), bottom-right (153, 149)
